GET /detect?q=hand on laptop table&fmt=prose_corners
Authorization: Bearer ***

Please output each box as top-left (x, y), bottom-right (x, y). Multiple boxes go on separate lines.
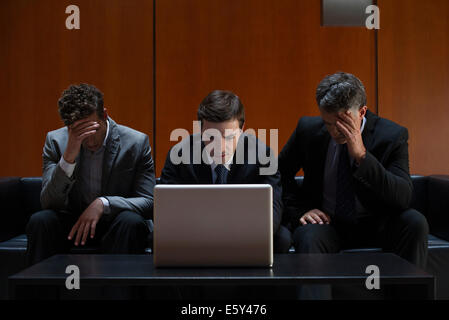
top-left (68, 198), bottom-right (104, 246)
top-left (300, 209), bottom-right (331, 225)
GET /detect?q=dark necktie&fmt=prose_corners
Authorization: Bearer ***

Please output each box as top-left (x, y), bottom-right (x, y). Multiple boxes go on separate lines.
top-left (214, 164), bottom-right (227, 184)
top-left (335, 144), bottom-right (356, 225)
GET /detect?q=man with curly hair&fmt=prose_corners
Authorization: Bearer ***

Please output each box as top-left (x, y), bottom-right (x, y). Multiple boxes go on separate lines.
top-left (26, 83), bottom-right (155, 265)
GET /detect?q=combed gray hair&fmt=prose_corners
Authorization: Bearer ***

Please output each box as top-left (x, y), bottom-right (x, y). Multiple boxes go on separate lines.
top-left (316, 72), bottom-right (367, 113)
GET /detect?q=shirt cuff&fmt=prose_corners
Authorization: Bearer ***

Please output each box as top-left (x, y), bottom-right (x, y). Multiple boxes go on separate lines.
top-left (59, 156), bottom-right (76, 178)
top-left (99, 197), bottom-right (111, 214)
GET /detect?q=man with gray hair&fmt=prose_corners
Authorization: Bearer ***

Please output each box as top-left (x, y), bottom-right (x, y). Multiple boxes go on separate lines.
top-left (279, 72), bottom-right (428, 298)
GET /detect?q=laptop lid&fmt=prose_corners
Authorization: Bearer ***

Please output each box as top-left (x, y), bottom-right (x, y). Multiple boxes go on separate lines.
top-left (153, 184), bottom-right (273, 267)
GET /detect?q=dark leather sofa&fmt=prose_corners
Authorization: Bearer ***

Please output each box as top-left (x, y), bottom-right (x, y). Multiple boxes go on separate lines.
top-left (1, 175), bottom-right (449, 299)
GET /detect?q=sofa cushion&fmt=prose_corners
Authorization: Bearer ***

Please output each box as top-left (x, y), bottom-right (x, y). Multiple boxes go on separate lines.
top-left (0, 234), bottom-right (27, 299)
top-left (20, 177), bottom-right (42, 220)
top-left (427, 234), bottom-right (449, 299)
top-left (0, 234), bottom-right (27, 252)
top-left (428, 234), bottom-right (449, 248)
top-left (0, 222), bottom-right (154, 254)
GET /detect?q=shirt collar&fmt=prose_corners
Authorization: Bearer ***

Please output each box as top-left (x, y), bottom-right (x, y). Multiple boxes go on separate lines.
top-left (360, 116), bottom-right (367, 134)
top-left (207, 152), bottom-right (232, 171)
top-left (102, 119), bottom-right (110, 147)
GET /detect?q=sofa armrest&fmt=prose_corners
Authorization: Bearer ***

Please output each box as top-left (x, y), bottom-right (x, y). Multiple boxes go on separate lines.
top-left (427, 175), bottom-right (449, 241)
top-left (20, 177), bottom-right (42, 219)
top-left (0, 177), bottom-right (23, 242)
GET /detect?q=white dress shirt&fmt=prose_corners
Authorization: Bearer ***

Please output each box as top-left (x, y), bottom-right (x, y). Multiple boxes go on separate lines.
top-left (59, 120), bottom-right (111, 214)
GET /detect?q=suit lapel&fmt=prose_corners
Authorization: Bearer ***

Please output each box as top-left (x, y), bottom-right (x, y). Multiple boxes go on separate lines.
top-left (101, 118), bottom-right (120, 193)
top-left (225, 133), bottom-right (248, 184)
top-left (315, 125), bottom-right (331, 186)
top-left (226, 151), bottom-right (242, 183)
top-left (195, 162), bottom-right (213, 183)
top-left (193, 140), bottom-right (213, 183)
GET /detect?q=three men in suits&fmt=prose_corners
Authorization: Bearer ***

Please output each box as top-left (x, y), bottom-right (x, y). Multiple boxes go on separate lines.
top-left (26, 77), bottom-right (428, 300)
top-left (160, 89), bottom-right (291, 253)
top-left (26, 84), bottom-right (155, 265)
top-left (279, 72), bottom-right (428, 270)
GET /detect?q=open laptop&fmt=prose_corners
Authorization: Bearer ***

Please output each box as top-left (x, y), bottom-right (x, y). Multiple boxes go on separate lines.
top-left (153, 184), bottom-right (273, 267)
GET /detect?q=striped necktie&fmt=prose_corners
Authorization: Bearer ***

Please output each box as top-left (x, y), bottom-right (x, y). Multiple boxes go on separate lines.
top-left (214, 164), bottom-right (227, 184)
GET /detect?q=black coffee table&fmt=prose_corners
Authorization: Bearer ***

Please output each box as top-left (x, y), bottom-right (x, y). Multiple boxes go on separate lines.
top-left (8, 253), bottom-right (435, 299)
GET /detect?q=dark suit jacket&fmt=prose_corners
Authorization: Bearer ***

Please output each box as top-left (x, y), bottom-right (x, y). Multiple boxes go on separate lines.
top-left (279, 110), bottom-right (413, 230)
top-left (160, 133), bottom-right (283, 234)
top-left (40, 117), bottom-right (156, 219)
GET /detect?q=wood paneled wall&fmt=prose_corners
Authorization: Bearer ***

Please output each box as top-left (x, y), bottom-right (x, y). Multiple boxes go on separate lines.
top-left (0, 0), bottom-right (154, 177)
top-left (1, 0), bottom-right (448, 177)
top-left (155, 0), bottom-right (376, 176)
top-left (378, 0), bottom-right (449, 175)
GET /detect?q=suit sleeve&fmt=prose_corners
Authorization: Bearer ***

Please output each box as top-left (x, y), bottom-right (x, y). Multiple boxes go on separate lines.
top-left (160, 147), bottom-right (182, 184)
top-left (353, 127), bottom-right (413, 212)
top-left (278, 118), bottom-right (310, 229)
top-left (40, 133), bottom-right (76, 211)
top-left (104, 136), bottom-right (156, 220)
top-left (258, 160), bottom-right (283, 236)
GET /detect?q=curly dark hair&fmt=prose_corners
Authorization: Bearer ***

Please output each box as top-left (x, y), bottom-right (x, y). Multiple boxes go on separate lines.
top-left (58, 83), bottom-right (104, 126)
top-left (197, 90), bottom-right (245, 129)
top-left (316, 72), bottom-right (367, 113)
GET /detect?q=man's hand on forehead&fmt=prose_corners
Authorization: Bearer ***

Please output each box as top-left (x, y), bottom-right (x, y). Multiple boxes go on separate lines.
top-left (335, 109), bottom-right (366, 164)
top-left (338, 110), bottom-right (358, 127)
top-left (63, 118), bottom-right (100, 164)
